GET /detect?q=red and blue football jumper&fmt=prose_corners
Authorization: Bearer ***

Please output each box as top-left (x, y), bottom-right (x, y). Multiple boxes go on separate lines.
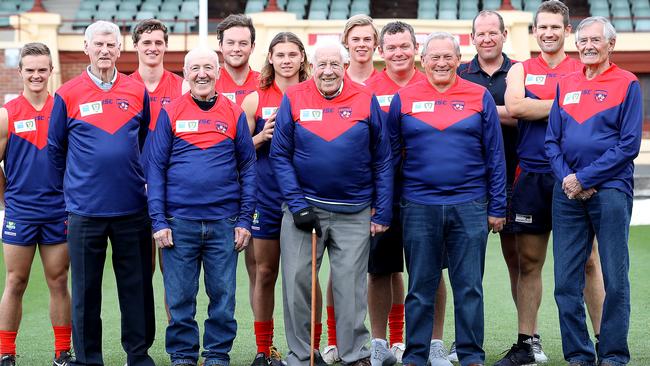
top-left (270, 78), bottom-right (393, 226)
top-left (130, 69), bottom-right (184, 130)
top-left (147, 93), bottom-right (256, 233)
top-left (546, 64), bottom-right (642, 197)
top-left (254, 82), bottom-right (284, 211)
top-left (216, 67), bottom-right (260, 106)
top-left (4, 94), bottom-right (65, 221)
top-left (366, 69), bottom-right (427, 113)
top-left (388, 78), bottom-right (506, 217)
top-left (48, 72), bottom-right (150, 216)
top-left (518, 55), bottom-right (582, 173)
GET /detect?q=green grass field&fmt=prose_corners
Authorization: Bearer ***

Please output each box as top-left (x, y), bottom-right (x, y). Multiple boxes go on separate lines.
top-left (2, 226), bottom-right (649, 365)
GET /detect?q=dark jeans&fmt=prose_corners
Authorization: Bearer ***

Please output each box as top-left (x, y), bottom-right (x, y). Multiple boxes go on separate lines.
top-left (162, 217), bottom-right (239, 366)
top-left (401, 198), bottom-right (488, 366)
top-left (552, 185), bottom-right (632, 366)
top-left (68, 210), bottom-right (155, 366)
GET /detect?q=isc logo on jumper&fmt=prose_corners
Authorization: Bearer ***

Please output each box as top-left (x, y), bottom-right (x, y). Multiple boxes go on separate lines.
top-left (525, 74), bottom-right (547, 86)
top-left (412, 101), bottom-right (435, 113)
top-left (262, 107), bottom-right (278, 120)
top-left (79, 101), bottom-right (103, 117)
top-left (563, 91), bottom-right (581, 105)
top-left (222, 93), bottom-right (236, 103)
top-left (377, 95), bottom-right (394, 107)
top-left (14, 119), bottom-right (37, 133)
top-left (300, 109), bottom-right (323, 121)
top-left (176, 120), bottom-right (199, 132)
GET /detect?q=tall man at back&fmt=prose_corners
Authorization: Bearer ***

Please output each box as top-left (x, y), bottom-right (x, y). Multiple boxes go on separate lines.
top-left (215, 14), bottom-right (260, 317)
top-left (215, 14), bottom-right (259, 106)
top-left (501, 2), bottom-right (604, 365)
top-left (0, 42), bottom-right (72, 366)
top-left (457, 10), bottom-right (518, 364)
top-left (48, 20), bottom-right (155, 366)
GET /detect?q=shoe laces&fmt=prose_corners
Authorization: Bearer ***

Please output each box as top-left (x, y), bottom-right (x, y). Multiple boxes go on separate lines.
top-left (530, 338), bottom-right (543, 354)
top-left (430, 342), bottom-right (448, 359)
top-left (269, 346), bottom-right (283, 360)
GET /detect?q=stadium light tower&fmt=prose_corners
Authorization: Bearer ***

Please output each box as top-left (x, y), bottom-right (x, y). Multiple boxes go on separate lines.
top-left (199, 0), bottom-right (208, 45)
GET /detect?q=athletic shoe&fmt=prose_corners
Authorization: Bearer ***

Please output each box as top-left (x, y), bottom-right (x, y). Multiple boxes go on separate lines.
top-left (447, 342), bottom-right (458, 363)
top-left (370, 339), bottom-right (396, 366)
top-left (427, 340), bottom-right (452, 366)
top-left (493, 343), bottom-right (536, 366)
top-left (390, 343), bottom-right (405, 364)
top-left (350, 357), bottom-right (371, 366)
top-left (0, 355), bottom-right (15, 366)
top-left (530, 336), bottom-right (548, 364)
top-left (321, 345), bottom-right (341, 365)
top-left (269, 346), bottom-right (287, 366)
top-left (314, 350), bottom-right (330, 366)
top-left (53, 351), bottom-right (73, 366)
top-left (251, 352), bottom-right (268, 366)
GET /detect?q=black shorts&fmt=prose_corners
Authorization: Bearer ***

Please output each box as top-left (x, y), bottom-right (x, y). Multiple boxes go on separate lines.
top-left (511, 170), bottom-right (555, 233)
top-left (502, 181), bottom-right (517, 234)
top-left (368, 206), bottom-right (404, 275)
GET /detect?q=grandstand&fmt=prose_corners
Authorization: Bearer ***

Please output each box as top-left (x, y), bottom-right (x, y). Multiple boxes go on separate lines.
top-left (0, 0), bottom-right (649, 134)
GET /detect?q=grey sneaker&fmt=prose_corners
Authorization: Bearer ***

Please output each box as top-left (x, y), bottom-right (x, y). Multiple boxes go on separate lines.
top-left (448, 342), bottom-right (458, 363)
top-left (321, 345), bottom-right (341, 365)
top-left (530, 336), bottom-right (548, 364)
top-left (371, 339), bottom-right (397, 366)
top-left (428, 340), bottom-right (452, 366)
top-left (389, 343), bottom-right (405, 364)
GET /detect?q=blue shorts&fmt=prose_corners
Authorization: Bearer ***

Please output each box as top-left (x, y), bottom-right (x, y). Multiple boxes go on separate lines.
top-left (511, 170), bottom-right (555, 233)
top-left (2, 217), bottom-right (67, 246)
top-left (251, 205), bottom-right (282, 240)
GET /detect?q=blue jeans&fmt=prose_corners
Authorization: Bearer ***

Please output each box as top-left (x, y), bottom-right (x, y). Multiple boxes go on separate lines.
top-left (400, 199), bottom-right (488, 366)
top-left (552, 185), bottom-right (632, 366)
top-left (162, 217), bottom-right (239, 366)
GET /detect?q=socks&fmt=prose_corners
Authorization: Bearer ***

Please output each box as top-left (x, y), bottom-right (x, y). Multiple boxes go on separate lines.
top-left (314, 322), bottom-right (323, 350)
top-left (254, 320), bottom-right (274, 356)
top-left (518, 333), bottom-right (533, 351)
top-left (0, 330), bottom-right (17, 356)
top-left (388, 303), bottom-right (405, 346)
top-left (326, 306), bottom-right (337, 346)
top-left (53, 325), bottom-right (72, 357)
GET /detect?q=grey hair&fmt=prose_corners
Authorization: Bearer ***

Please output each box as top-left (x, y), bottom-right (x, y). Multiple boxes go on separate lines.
top-left (183, 47), bottom-right (220, 71)
top-left (84, 21), bottom-right (121, 45)
top-left (420, 32), bottom-right (461, 58)
top-left (575, 16), bottom-right (617, 42)
top-left (309, 40), bottom-right (350, 65)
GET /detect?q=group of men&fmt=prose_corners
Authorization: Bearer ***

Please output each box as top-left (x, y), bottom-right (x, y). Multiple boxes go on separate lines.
top-left (0, 2), bottom-right (641, 366)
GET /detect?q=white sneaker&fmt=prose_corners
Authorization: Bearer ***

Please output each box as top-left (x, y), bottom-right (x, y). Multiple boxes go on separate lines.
top-left (428, 340), bottom-right (452, 366)
top-left (389, 343), bottom-right (405, 364)
top-left (322, 345), bottom-right (341, 365)
top-left (532, 335), bottom-right (549, 363)
top-left (447, 342), bottom-right (458, 363)
top-left (370, 339), bottom-right (397, 366)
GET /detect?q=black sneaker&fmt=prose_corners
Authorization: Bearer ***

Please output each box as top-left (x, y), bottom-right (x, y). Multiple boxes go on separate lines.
top-left (493, 343), bottom-right (536, 366)
top-left (251, 352), bottom-right (269, 366)
top-left (53, 350), bottom-right (73, 366)
top-left (0, 355), bottom-right (15, 366)
top-left (313, 350), bottom-right (329, 366)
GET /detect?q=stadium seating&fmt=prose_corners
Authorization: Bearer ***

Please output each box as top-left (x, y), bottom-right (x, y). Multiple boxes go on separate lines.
top-left (245, 0), bottom-right (265, 13)
top-left (613, 18), bottom-right (634, 31)
top-left (308, 9), bottom-right (328, 19)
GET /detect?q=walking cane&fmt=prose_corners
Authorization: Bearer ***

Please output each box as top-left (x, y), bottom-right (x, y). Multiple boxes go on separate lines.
top-left (310, 228), bottom-right (317, 366)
